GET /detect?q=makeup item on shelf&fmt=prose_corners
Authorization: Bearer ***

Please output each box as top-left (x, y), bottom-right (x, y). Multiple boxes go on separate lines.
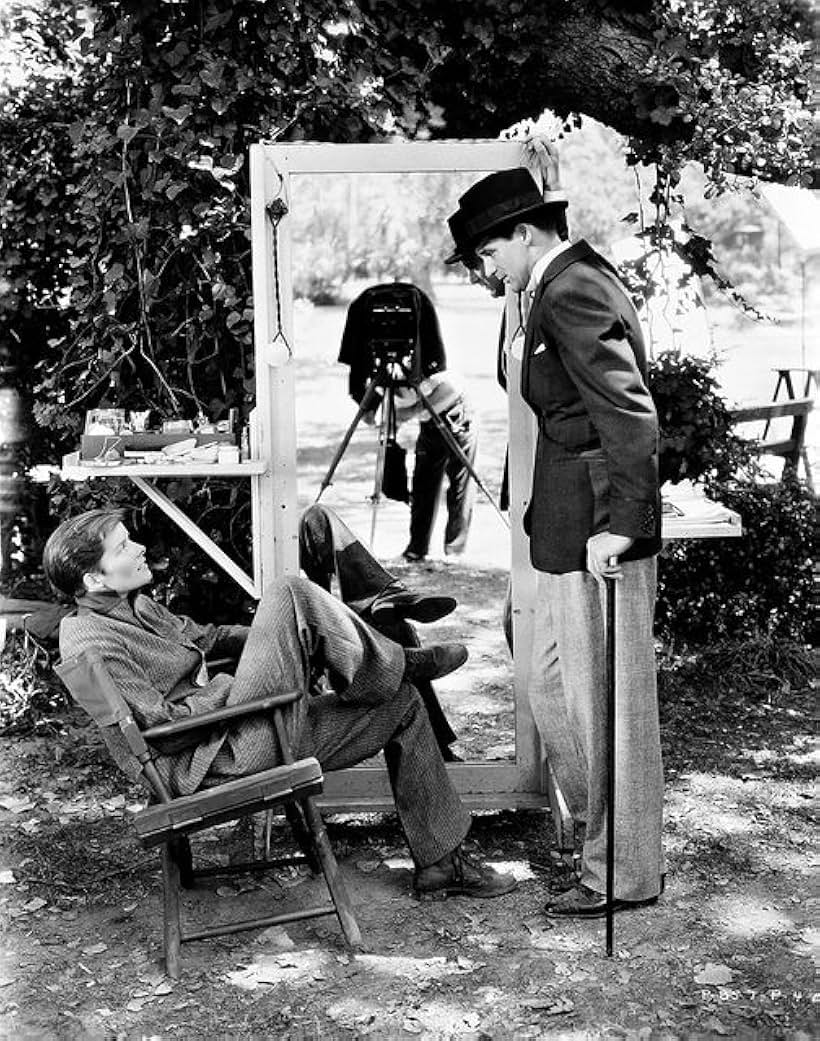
top-left (84, 408), bottom-right (127, 435)
top-left (128, 410), bottom-right (151, 433)
top-left (217, 445), bottom-right (240, 465)
top-left (162, 418), bottom-right (192, 435)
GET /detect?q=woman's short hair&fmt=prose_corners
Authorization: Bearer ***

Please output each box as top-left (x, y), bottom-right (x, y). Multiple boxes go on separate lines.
top-left (43, 509), bottom-right (124, 599)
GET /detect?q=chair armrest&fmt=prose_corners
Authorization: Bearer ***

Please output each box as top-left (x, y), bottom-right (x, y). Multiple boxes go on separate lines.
top-left (142, 690), bottom-right (305, 741)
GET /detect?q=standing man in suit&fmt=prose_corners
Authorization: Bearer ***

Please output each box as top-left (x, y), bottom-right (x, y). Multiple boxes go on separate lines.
top-left (447, 168), bottom-right (664, 918)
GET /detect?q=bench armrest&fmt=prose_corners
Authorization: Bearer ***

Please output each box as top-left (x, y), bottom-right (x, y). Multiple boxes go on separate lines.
top-left (142, 690), bottom-right (304, 741)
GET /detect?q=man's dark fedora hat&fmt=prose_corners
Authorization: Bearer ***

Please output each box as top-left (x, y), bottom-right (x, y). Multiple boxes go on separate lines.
top-left (449, 168), bottom-right (568, 258)
top-left (444, 209), bottom-right (478, 267)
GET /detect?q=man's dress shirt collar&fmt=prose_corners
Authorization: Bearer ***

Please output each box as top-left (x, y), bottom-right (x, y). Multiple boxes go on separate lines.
top-left (525, 239), bottom-right (574, 298)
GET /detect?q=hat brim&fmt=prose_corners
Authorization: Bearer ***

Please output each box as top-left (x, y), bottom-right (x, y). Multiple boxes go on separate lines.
top-left (444, 246), bottom-right (473, 266)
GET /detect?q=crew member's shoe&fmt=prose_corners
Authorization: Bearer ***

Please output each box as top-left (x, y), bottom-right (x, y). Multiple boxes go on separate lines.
top-left (414, 847), bottom-right (518, 900)
top-left (544, 880), bottom-right (663, 919)
top-left (401, 547), bottom-right (426, 562)
top-left (370, 584), bottom-right (456, 626)
top-left (404, 644), bottom-right (468, 683)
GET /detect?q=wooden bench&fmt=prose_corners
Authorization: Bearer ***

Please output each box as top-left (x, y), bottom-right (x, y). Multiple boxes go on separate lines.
top-left (731, 396), bottom-right (814, 487)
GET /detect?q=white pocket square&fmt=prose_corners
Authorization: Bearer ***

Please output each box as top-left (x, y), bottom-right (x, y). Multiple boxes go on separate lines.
top-left (533, 342), bottom-right (548, 355)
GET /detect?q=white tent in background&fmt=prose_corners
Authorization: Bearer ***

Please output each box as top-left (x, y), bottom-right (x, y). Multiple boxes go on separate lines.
top-left (759, 184), bottom-right (820, 367)
top-left (760, 184), bottom-right (820, 256)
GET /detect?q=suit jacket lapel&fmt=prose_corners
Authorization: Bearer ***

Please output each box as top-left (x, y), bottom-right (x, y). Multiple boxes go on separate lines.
top-left (522, 240), bottom-right (599, 401)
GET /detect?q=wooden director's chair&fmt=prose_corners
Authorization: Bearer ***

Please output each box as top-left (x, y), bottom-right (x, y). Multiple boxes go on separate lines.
top-left (56, 650), bottom-right (362, 978)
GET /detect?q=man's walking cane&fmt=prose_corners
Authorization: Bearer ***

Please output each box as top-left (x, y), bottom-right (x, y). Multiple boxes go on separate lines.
top-left (605, 556), bottom-right (617, 957)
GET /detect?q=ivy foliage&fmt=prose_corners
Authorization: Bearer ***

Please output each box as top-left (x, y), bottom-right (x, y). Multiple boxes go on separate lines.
top-left (656, 477), bottom-right (815, 644)
top-left (3, 0), bottom-right (424, 454)
top-left (648, 351), bottom-right (754, 489)
top-left (633, 0), bottom-right (813, 190)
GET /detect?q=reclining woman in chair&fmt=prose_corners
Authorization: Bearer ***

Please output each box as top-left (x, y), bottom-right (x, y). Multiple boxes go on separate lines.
top-left (44, 508), bottom-right (516, 900)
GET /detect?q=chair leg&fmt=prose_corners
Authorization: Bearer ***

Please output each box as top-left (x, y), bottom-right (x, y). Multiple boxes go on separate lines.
top-left (285, 802), bottom-right (321, 873)
top-left (170, 836), bottom-right (194, 889)
top-left (299, 796), bottom-right (362, 948)
top-left (160, 844), bottom-right (183, 979)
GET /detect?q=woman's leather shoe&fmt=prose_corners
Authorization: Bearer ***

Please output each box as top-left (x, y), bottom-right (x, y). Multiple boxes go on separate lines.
top-left (414, 848), bottom-right (518, 899)
top-left (404, 644), bottom-right (468, 682)
top-left (370, 586), bottom-right (456, 625)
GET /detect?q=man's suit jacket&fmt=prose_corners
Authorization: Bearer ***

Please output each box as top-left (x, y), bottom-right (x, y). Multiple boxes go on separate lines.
top-left (521, 240), bottom-right (661, 573)
top-left (60, 592), bottom-right (250, 795)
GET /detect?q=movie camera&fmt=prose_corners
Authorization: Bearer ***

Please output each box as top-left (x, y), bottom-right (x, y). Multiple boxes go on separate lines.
top-left (362, 284), bottom-right (422, 382)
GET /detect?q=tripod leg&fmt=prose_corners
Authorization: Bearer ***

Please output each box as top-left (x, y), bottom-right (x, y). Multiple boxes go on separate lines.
top-left (316, 377), bottom-right (384, 502)
top-left (369, 385), bottom-right (391, 548)
top-left (408, 377), bottom-right (509, 529)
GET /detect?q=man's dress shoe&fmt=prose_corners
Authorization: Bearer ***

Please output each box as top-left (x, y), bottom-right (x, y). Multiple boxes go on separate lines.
top-left (404, 644), bottom-right (468, 682)
top-left (544, 880), bottom-right (663, 919)
top-left (370, 587), bottom-right (456, 626)
top-left (401, 548), bottom-right (426, 562)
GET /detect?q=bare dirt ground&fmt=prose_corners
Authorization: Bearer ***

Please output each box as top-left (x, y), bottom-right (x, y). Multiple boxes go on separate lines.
top-left (0, 559), bottom-right (815, 1040)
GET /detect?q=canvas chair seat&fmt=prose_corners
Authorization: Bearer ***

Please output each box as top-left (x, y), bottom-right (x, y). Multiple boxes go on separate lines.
top-left (56, 648), bottom-right (361, 978)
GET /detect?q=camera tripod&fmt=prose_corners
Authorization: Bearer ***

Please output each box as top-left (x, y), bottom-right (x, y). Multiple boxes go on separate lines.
top-left (316, 358), bottom-right (508, 548)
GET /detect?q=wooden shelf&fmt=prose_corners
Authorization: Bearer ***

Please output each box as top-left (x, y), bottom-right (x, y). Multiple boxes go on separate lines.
top-left (60, 451), bottom-right (267, 480)
top-left (662, 508), bottom-right (742, 540)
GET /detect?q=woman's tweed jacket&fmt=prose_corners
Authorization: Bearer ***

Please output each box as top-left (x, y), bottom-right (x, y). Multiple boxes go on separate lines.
top-left (60, 591), bottom-right (249, 795)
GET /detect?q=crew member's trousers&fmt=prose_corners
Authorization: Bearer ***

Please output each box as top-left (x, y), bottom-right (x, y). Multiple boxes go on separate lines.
top-left (406, 400), bottom-right (477, 558)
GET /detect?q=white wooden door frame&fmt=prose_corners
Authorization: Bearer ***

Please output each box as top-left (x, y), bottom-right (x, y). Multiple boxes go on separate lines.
top-left (249, 140), bottom-right (550, 808)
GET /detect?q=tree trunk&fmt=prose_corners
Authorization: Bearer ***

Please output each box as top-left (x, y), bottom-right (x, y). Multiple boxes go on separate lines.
top-left (363, 0), bottom-right (689, 146)
top-left (442, 7), bottom-right (687, 144)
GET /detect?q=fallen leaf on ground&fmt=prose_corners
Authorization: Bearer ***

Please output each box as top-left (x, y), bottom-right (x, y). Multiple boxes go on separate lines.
top-left (694, 963), bottom-right (734, 986)
top-left (0, 797), bottom-right (35, 813)
top-left (0, 871), bottom-right (15, 884)
top-left (81, 943), bottom-right (108, 956)
top-left (254, 926), bottom-right (295, 951)
top-left (703, 1016), bottom-right (732, 1035)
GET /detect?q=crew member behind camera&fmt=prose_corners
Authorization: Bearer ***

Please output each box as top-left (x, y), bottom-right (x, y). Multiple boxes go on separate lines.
top-left (339, 283), bottom-right (477, 563)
